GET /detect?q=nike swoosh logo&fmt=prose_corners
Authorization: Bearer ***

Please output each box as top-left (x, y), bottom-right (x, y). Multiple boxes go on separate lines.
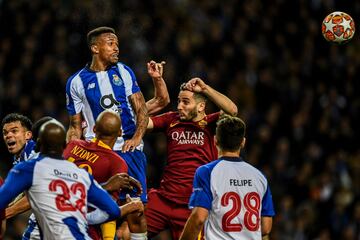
top-left (169, 122), bottom-right (179, 127)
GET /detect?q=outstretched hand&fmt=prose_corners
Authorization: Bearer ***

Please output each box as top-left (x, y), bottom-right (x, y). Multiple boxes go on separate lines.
top-left (147, 60), bottom-right (166, 79)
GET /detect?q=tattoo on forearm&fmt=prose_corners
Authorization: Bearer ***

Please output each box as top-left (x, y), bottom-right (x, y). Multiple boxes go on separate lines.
top-left (130, 92), bottom-right (149, 139)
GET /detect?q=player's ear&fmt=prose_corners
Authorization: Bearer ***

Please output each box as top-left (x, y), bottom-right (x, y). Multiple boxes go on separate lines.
top-left (25, 131), bottom-right (32, 141)
top-left (93, 126), bottom-right (97, 135)
top-left (91, 44), bottom-right (99, 54)
top-left (214, 136), bottom-right (219, 147)
top-left (240, 137), bottom-right (246, 149)
top-left (198, 101), bottom-right (206, 113)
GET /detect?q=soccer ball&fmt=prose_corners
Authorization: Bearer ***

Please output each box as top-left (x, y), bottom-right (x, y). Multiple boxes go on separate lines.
top-left (322, 11), bottom-right (355, 44)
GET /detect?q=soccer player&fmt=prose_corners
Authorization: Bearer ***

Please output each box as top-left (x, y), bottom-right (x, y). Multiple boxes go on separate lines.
top-left (66, 26), bottom-right (169, 204)
top-left (1, 113), bottom-right (40, 239)
top-left (2, 113), bottom-right (35, 165)
top-left (0, 119), bottom-right (144, 239)
top-left (180, 115), bottom-right (275, 240)
top-left (145, 77), bottom-right (238, 239)
top-left (63, 109), bottom-right (147, 240)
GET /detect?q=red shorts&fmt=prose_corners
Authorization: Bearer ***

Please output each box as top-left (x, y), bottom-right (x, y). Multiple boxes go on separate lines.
top-left (145, 189), bottom-right (191, 240)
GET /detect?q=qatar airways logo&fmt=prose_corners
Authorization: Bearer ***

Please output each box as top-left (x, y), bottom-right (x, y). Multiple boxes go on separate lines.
top-left (171, 131), bottom-right (205, 145)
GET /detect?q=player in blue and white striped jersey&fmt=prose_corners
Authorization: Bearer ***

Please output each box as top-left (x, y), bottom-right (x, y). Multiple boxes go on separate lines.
top-left (0, 119), bottom-right (143, 240)
top-left (66, 27), bottom-right (169, 206)
top-left (180, 115), bottom-right (275, 240)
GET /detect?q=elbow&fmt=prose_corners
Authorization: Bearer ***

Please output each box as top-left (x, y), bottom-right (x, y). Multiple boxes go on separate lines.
top-left (160, 95), bottom-right (170, 108)
top-left (230, 104), bottom-right (238, 116)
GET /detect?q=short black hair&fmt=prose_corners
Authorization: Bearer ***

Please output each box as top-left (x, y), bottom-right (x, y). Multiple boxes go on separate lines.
top-left (1, 113), bottom-right (33, 131)
top-left (216, 115), bottom-right (246, 152)
top-left (32, 116), bottom-right (54, 141)
top-left (179, 82), bottom-right (207, 103)
top-left (87, 26), bottom-right (116, 49)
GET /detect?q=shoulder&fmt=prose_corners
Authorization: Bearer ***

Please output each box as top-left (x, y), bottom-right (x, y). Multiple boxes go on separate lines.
top-left (13, 155), bottom-right (43, 173)
top-left (116, 62), bottom-right (133, 72)
top-left (196, 159), bottom-right (222, 177)
top-left (66, 68), bottom-right (86, 84)
top-left (69, 139), bottom-right (86, 146)
top-left (151, 111), bottom-right (179, 127)
top-left (205, 112), bottom-right (221, 122)
top-left (153, 111), bottom-right (178, 120)
top-left (242, 160), bottom-right (268, 183)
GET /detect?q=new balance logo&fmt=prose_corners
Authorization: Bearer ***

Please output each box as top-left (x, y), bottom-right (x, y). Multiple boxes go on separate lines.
top-left (87, 83), bottom-right (96, 90)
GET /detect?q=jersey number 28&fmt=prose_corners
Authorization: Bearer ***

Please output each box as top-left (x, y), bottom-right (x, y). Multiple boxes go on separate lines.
top-left (221, 191), bottom-right (261, 232)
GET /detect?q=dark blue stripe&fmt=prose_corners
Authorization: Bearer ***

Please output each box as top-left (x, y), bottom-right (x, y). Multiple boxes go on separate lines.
top-left (66, 70), bottom-right (83, 115)
top-left (62, 216), bottom-right (86, 240)
top-left (79, 69), bottom-right (103, 122)
top-left (22, 218), bottom-right (36, 240)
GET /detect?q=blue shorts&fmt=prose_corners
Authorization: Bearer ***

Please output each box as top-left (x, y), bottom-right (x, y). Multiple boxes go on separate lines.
top-left (116, 150), bottom-right (147, 203)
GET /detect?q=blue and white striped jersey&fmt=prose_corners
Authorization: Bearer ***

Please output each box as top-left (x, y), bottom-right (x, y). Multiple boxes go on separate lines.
top-left (0, 155), bottom-right (120, 240)
top-left (66, 62), bottom-right (143, 151)
top-left (13, 139), bottom-right (38, 166)
top-left (189, 157), bottom-right (275, 240)
top-left (11, 139), bottom-right (41, 240)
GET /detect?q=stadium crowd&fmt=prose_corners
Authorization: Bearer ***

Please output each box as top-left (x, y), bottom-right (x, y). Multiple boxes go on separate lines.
top-left (0, 0), bottom-right (359, 239)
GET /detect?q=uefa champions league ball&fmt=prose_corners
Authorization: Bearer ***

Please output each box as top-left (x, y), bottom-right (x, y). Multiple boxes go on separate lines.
top-left (322, 11), bottom-right (355, 44)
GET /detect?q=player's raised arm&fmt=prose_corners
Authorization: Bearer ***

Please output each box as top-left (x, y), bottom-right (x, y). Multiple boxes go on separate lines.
top-left (146, 60), bottom-right (170, 116)
top-left (185, 78), bottom-right (238, 116)
top-left (66, 113), bottom-right (82, 142)
top-left (122, 92), bottom-right (149, 152)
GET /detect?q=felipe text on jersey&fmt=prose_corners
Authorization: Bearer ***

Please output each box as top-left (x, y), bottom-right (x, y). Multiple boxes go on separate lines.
top-left (230, 179), bottom-right (253, 187)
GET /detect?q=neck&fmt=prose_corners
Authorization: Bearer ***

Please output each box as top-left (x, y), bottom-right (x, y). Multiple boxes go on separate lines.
top-left (218, 150), bottom-right (240, 158)
top-left (98, 136), bottom-right (116, 149)
top-left (43, 152), bottom-right (63, 159)
top-left (192, 112), bottom-right (206, 122)
top-left (90, 57), bottom-right (109, 72)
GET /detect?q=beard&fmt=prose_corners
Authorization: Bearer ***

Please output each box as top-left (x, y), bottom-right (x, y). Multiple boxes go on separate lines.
top-left (180, 107), bottom-right (198, 121)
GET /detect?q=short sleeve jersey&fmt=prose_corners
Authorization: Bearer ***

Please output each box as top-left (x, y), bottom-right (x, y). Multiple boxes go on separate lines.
top-left (63, 139), bottom-right (128, 184)
top-left (0, 156), bottom-right (120, 240)
top-left (189, 157), bottom-right (275, 240)
top-left (151, 111), bottom-right (220, 205)
top-left (65, 62), bottom-right (142, 151)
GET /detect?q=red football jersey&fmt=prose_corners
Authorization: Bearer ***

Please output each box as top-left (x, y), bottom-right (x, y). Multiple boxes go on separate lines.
top-left (151, 111), bottom-right (220, 205)
top-left (63, 139), bottom-right (128, 240)
top-left (63, 139), bottom-right (128, 184)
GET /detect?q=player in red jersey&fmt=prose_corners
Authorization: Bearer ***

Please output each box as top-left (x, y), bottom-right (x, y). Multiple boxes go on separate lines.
top-left (63, 109), bottom-right (146, 240)
top-left (145, 77), bottom-right (238, 239)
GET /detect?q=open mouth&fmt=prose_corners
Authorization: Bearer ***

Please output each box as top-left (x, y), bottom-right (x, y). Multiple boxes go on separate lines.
top-left (6, 141), bottom-right (16, 148)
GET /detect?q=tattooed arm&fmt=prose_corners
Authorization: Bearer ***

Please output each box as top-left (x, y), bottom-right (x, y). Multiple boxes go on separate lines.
top-left (122, 92), bottom-right (149, 152)
top-left (66, 113), bottom-right (82, 142)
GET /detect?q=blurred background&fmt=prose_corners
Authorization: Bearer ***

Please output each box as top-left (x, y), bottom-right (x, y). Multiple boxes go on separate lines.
top-left (0, 0), bottom-right (359, 239)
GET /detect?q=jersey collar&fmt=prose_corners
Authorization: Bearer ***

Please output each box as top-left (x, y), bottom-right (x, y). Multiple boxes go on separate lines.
top-left (219, 156), bottom-right (243, 162)
top-left (91, 138), bottom-right (112, 150)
